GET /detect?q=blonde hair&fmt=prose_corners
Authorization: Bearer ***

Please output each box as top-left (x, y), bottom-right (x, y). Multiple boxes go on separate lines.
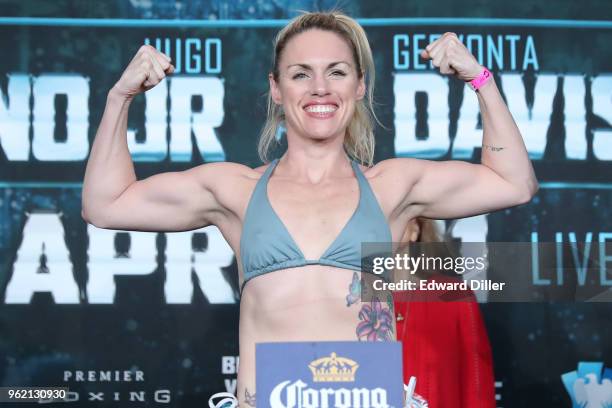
top-left (258, 10), bottom-right (381, 166)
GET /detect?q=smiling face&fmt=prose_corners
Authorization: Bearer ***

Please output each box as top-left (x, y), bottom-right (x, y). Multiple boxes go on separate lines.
top-left (269, 29), bottom-right (366, 143)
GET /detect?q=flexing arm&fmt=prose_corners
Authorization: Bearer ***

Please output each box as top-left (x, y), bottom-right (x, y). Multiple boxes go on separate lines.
top-left (411, 76), bottom-right (538, 219)
top-left (377, 33), bottom-right (538, 220)
top-left (81, 45), bottom-right (235, 232)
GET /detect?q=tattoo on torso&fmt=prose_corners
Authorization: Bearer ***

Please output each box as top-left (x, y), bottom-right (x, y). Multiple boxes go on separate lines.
top-left (346, 272), bottom-right (361, 306)
top-left (356, 296), bottom-right (394, 341)
top-left (346, 272), bottom-right (394, 341)
top-left (244, 388), bottom-right (256, 407)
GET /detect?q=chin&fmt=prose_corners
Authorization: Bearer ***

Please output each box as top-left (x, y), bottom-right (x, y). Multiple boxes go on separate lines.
top-left (307, 130), bottom-right (341, 141)
top-left (304, 123), bottom-right (344, 140)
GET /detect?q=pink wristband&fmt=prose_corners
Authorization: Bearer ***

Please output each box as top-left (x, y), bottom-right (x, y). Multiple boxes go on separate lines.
top-left (469, 67), bottom-right (492, 91)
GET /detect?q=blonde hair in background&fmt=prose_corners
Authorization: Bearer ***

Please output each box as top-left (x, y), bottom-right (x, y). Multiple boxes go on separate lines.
top-left (258, 9), bottom-right (384, 166)
top-left (395, 218), bottom-right (459, 280)
top-left (417, 218), bottom-right (446, 244)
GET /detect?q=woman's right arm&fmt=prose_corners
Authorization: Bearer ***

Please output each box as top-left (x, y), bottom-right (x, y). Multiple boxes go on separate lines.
top-left (81, 45), bottom-right (237, 232)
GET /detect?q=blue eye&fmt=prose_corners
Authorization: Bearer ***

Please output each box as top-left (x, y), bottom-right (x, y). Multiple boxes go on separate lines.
top-left (332, 70), bottom-right (346, 76)
top-left (293, 72), bottom-right (307, 79)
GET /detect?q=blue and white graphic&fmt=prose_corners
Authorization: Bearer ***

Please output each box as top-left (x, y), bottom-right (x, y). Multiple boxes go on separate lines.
top-left (256, 341), bottom-right (404, 408)
top-left (562, 362), bottom-right (612, 408)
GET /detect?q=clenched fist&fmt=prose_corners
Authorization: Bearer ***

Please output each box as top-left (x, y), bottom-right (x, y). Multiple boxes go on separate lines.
top-left (111, 44), bottom-right (175, 99)
top-left (420, 32), bottom-right (484, 82)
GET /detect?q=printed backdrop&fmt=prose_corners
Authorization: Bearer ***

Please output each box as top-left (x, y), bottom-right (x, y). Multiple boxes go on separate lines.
top-left (0, 0), bottom-right (610, 406)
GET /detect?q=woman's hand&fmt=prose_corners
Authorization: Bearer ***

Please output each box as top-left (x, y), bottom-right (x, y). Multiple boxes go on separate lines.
top-left (420, 32), bottom-right (484, 82)
top-left (111, 44), bottom-right (175, 99)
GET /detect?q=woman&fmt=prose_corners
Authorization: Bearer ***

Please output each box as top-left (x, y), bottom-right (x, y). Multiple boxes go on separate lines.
top-left (393, 218), bottom-right (496, 407)
top-left (81, 10), bottom-right (537, 407)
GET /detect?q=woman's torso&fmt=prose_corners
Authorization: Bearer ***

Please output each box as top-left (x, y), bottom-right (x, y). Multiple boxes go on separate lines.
top-left (213, 157), bottom-right (411, 406)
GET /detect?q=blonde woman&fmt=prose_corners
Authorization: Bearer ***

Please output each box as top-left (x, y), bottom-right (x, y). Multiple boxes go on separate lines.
top-left (82, 10), bottom-right (538, 407)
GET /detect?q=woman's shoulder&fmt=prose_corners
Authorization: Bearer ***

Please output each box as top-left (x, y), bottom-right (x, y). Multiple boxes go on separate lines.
top-left (367, 157), bottom-right (429, 177)
top-left (190, 160), bottom-right (272, 183)
top-left (359, 158), bottom-right (432, 189)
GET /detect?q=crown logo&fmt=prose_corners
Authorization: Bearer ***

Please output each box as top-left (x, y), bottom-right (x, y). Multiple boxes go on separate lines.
top-left (308, 352), bottom-right (359, 382)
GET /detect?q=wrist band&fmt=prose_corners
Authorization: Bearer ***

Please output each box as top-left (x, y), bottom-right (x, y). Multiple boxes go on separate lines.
top-left (469, 67), bottom-right (492, 92)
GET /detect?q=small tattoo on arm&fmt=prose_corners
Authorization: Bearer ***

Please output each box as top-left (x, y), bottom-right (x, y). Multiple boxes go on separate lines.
top-left (482, 144), bottom-right (505, 152)
top-left (245, 388), bottom-right (256, 407)
top-left (356, 296), bottom-right (394, 341)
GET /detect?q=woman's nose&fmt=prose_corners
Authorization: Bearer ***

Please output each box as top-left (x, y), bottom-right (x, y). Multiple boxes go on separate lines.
top-left (311, 75), bottom-right (330, 95)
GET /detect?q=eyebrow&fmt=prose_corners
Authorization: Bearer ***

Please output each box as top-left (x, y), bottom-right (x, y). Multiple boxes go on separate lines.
top-left (286, 61), bottom-right (351, 70)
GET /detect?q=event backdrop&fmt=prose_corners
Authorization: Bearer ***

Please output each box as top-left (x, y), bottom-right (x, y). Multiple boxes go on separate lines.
top-left (0, 0), bottom-right (611, 407)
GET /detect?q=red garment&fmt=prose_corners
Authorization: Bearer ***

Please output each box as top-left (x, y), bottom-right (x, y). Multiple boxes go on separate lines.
top-left (393, 277), bottom-right (496, 408)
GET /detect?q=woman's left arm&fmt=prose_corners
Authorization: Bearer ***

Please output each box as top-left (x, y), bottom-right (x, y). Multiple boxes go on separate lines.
top-left (381, 32), bottom-right (539, 220)
top-left (471, 65), bottom-right (539, 201)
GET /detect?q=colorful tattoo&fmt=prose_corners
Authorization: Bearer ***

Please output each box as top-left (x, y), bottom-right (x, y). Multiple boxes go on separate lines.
top-left (346, 272), bottom-right (361, 306)
top-left (244, 388), bottom-right (256, 407)
top-left (386, 293), bottom-right (394, 312)
top-left (356, 296), bottom-right (394, 341)
top-left (482, 144), bottom-right (505, 152)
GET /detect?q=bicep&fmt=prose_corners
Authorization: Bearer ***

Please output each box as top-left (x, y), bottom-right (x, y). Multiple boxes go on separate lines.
top-left (405, 160), bottom-right (530, 219)
top-left (90, 165), bottom-right (224, 232)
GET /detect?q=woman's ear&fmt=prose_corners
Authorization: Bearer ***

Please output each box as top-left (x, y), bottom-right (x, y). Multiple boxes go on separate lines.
top-left (356, 73), bottom-right (366, 100)
top-left (269, 73), bottom-right (282, 105)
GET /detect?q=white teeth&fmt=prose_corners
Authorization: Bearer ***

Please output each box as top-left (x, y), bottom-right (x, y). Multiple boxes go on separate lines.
top-left (304, 104), bottom-right (338, 113)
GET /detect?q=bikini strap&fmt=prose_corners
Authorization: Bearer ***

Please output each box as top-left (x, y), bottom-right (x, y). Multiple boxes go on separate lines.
top-left (350, 159), bottom-right (369, 188)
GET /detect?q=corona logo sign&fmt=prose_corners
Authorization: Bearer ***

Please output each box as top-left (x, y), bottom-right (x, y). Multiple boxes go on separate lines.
top-left (257, 341), bottom-right (403, 408)
top-left (309, 352), bottom-right (359, 382)
top-left (266, 350), bottom-right (392, 408)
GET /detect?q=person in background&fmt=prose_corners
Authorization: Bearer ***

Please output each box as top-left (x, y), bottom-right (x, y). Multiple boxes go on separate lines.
top-left (393, 217), bottom-right (496, 408)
